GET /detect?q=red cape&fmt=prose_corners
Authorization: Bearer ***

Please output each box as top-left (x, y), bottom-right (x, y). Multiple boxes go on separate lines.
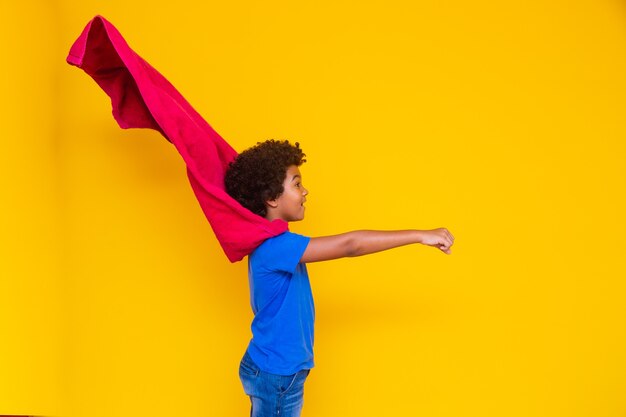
top-left (67, 15), bottom-right (288, 262)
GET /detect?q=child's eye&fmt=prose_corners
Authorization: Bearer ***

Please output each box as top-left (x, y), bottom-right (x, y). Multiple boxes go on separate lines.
top-left (296, 183), bottom-right (301, 188)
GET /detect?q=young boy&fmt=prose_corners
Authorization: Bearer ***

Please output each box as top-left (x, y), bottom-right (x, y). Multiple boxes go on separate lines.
top-left (224, 139), bottom-right (455, 417)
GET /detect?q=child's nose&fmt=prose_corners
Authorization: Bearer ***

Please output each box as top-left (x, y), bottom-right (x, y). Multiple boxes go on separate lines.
top-left (302, 187), bottom-right (309, 196)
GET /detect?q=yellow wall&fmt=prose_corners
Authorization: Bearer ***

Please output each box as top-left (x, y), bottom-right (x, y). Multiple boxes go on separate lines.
top-left (2, 1), bottom-right (625, 416)
top-left (0, 2), bottom-right (68, 416)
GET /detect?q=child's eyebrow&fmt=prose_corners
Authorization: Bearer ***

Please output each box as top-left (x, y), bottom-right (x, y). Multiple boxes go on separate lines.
top-left (291, 175), bottom-right (301, 182)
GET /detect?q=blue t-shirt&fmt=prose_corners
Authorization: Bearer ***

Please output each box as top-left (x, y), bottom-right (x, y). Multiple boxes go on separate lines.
top-left (245, 231), bottom-right (315, 375)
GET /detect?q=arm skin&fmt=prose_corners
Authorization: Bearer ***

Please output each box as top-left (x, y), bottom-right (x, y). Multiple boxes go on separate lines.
top-left (300, 228), bottom-right (455, 264)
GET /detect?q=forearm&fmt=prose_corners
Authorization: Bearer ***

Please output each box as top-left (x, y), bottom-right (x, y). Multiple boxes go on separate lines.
top-left (345, 230), bottom-right (423, 257)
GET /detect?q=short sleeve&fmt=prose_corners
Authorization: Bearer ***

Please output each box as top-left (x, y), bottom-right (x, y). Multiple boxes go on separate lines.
top-left (261, 232), bottom-right (310, 273)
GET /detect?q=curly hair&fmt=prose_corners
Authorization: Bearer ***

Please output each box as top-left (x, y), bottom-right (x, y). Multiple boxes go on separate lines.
top-left (224, 140), bottom-right (306, 218)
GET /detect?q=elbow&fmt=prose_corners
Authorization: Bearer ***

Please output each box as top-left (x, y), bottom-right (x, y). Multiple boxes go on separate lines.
top-left (345, 235), bottom-right (361, 257)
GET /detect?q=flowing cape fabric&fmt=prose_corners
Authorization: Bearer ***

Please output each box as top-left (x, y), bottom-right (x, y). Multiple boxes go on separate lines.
top-left (66, 15), bottom-right (288, 262)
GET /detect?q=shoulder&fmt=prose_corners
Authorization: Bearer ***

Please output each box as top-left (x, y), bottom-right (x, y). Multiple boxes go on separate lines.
top-left (251, 232), bottom-right (311, 272)
top-left (254, 231), bottom-right (310, 256)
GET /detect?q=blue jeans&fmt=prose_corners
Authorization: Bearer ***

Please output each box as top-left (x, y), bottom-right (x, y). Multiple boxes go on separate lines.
top-left (239, 351), bottom-right (311, 417)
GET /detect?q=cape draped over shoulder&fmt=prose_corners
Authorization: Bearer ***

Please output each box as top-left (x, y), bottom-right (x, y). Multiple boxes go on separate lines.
top-left (66, 15), bottom-right (288, 262)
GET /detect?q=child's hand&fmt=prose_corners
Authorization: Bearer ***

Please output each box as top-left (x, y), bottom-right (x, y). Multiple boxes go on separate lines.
top-left (419, 228), bottom-right (455, 254)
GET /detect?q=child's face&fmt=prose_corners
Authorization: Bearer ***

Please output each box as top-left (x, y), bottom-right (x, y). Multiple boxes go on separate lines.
top-left (267, 165), bottom-right (308, 222)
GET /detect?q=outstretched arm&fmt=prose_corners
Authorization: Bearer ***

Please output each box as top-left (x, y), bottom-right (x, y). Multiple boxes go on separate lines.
top-left (300, 228), bottom-right (455, 263)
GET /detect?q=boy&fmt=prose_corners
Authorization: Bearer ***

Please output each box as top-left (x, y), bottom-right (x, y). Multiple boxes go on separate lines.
top-left (224, 140), bottom-right (455, 417)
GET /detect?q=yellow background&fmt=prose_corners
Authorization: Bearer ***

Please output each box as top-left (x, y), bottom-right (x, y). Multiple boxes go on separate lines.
top-left (2, 1), bottom-right (625, 416)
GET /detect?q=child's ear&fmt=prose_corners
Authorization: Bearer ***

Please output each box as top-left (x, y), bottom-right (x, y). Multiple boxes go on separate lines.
top-left (266, 198), bottom-right (279, 209)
